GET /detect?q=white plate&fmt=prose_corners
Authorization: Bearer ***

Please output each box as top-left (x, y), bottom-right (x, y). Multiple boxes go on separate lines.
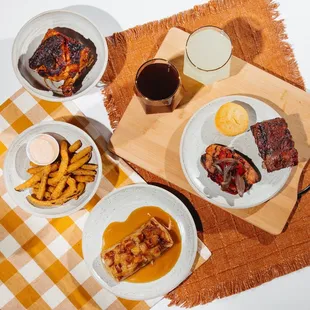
top-left (180, 95), bottom-right (291, 209)
top-left (82, 184), bottom-right (197, 300)
top-left (12, 10), bottom-right (108, 102)
top-left (3, 121), bottom-right (102, 218)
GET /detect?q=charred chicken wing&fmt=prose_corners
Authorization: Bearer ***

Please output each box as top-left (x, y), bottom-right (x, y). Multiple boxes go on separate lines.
top-left (29, 28), bottom-right (96, 96)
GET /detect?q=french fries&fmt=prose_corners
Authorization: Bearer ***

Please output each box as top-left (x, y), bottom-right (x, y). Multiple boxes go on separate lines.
top-left (69, 140), bottom-right (82, 153)
top-left (32, 183), bottom-right (40, 189)
top-left (70, 146), bottom-right (92, 164)
top-left (72, 169), bottom-right (96, 176)
top-left (74, 175), bottom-right (95, 183)
top-left (51, 175), bottom-right (69, 200)
top-left (15, 174), bottom-right (41, 191)
top-left (47, 186), bottom-right (55, 193)
top-left (60, 177), bottom-right (77, 198)
top-left (27, 195), bottom-right (73, 206)
top-left (75, 182), bottom-right (86, 199)
top-left (49, 172), bottom-right (58, 178)
top-left (27, 166), bottom-right (44, 174)
top-left (81, 164), bottom-right (98, 170)
top-left (17, 138), bottom-right (98, 207)
top-left (27, 162), bottom-right (59, 175)
top-left (36, 165), bottom-right (52, 200)
top-left (48, 141), bottom-right (69, 186)
top-left (67, 153), bottom-right (91, 173)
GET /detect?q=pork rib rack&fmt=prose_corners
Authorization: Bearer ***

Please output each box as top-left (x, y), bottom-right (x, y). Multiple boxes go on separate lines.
top-left (250, 117), bottom-right (298, 172)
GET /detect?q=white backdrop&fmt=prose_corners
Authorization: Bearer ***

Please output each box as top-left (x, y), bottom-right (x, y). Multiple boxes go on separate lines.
top-left (0, 1), bottom-right (309, 309)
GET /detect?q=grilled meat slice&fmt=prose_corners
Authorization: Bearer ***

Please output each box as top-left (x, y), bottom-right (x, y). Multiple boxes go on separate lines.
top-left (250, 118), bottom-right (298, 172)
top-left (201, 144), bottom-right (261, 196)
top-left (29, 28), bottom-right (96, 96)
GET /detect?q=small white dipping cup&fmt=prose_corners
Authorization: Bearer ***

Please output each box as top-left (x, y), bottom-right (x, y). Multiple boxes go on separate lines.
top-left (26, 134), bottom-right (59, 166)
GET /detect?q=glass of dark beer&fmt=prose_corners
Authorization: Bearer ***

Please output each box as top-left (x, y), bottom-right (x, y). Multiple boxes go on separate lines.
top-left (135, 58), bottom-right (183, 113)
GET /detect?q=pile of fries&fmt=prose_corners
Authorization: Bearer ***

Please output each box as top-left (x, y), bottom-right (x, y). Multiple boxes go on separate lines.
top-left (15, 139), bottom-right (98, 206)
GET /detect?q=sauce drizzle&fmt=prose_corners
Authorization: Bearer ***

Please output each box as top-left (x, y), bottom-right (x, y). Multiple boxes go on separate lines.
top-left (102, 206), bottom-right (182, 283)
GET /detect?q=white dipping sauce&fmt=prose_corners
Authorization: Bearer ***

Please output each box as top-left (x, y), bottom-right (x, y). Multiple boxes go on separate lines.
top-left (27, 134), bottom-right (59, 165)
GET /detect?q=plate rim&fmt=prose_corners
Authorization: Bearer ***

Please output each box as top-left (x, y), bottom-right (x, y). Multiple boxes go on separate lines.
top-left (82, 183), bottom-right (198, 300)
top-left (180, 95), bottom-right (291, 209)
top-left (3, 121), bottom-right (102, 218)
top-left (11, 9), bottom-right (109, 102)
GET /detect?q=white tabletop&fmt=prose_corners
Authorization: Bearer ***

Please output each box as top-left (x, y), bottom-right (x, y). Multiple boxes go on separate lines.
top-left (1, 1), bottom-right (309, 309)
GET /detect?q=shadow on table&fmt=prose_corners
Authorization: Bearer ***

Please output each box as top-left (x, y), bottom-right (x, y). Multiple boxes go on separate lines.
top-left (0, 38), bottom-right (18, 103)
top-left (64, 5), bottom-right (127, 85)
top-left (63, 5), bottom-right (122, 37)
top-left (53, 114), bottom-right (111, 147)
top-left (149, 182), bottom-right (203, 232)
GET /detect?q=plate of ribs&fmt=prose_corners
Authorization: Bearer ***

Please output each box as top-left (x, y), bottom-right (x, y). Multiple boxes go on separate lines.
top-left (82, 184), bottom-right (198, 300)
top-left (12, 10), bottom-right (108, 101)
top-left (180, 95), bottom-right (298, 209)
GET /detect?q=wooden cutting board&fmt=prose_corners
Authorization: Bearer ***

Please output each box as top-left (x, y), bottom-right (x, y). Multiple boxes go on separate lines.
top-left (110, 28), bottom-right (310, 235)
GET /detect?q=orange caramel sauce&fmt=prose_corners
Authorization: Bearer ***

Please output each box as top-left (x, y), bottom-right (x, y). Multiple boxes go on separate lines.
top-left (102, 206), bottom-right (182, 283)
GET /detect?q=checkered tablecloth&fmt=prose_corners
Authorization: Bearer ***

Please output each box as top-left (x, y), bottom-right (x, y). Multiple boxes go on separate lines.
top-left (0, 89), bottom-right (211, 310)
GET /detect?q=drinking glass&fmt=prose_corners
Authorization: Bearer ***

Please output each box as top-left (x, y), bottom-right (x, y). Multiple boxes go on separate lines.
top-left (183, 26), bottom-right (232, 85)
top-left (135, 58), bottom-right (183, 114)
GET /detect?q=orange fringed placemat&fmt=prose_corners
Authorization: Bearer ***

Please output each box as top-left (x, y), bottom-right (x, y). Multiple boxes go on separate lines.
top-left (102, 0), bottom-right (310, 307)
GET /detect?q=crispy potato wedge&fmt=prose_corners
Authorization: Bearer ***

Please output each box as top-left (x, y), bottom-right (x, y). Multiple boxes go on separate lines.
top-left (74, 175), bottom-right (95, 183)
top-left (67, 153), bottom-right (91, 173)
top-left (27, 183), bottom-right (85, 206)
top-left (27, 162), bottom-right (59, 175)
top-left (75, 182), bottom-right (86, 199)
top-left (51, 175), bottom-right (69, 200)
top-left (27, 166), bottom-right (44, 174)
top-left (72, 169), bottom-right (96, 176)
top-left (15, 174), bottom-right (41, 191)
top-left (49, 171), bottom-right (58, 178)
top-left (30, 161), bottom-right (38, 167)
top-left (32, 183), bottom-right (40, 189)
top-left (69, 140), bottom-right (82, 153)
top-left (50, 162), bottom-right (60, 171)
top-left (81, 164), bottom-right (98, 170)
top-left (36, 165), bottom-right (52, 200)
top-left (27, 195), bottom-right (72, 206)
top-left (24, 140), bottom-right (96, 206)
top-left (48, 141), bottom-right (69, 186)
top-left (60, 177), bottom-right (77, 199)
top-left (71, 146), bottom-right (92, 164)
top-left (47, 186), bottom-right (55, 193)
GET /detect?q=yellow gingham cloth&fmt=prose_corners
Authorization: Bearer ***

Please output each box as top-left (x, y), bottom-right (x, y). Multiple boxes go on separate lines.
top-left (0, 89), bottom-right (211, 310)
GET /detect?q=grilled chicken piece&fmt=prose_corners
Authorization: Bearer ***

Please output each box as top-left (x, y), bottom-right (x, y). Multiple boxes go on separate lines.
top-left (250, 118), bottom-right (298, 172)
top-left (201, 144), bottom-right (261, 196)
top-left (29, 28), bottom-right (96, 96)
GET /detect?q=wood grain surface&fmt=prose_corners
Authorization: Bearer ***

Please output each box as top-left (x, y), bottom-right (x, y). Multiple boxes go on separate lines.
top-left (111, 28), bottom-right (310, 235)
